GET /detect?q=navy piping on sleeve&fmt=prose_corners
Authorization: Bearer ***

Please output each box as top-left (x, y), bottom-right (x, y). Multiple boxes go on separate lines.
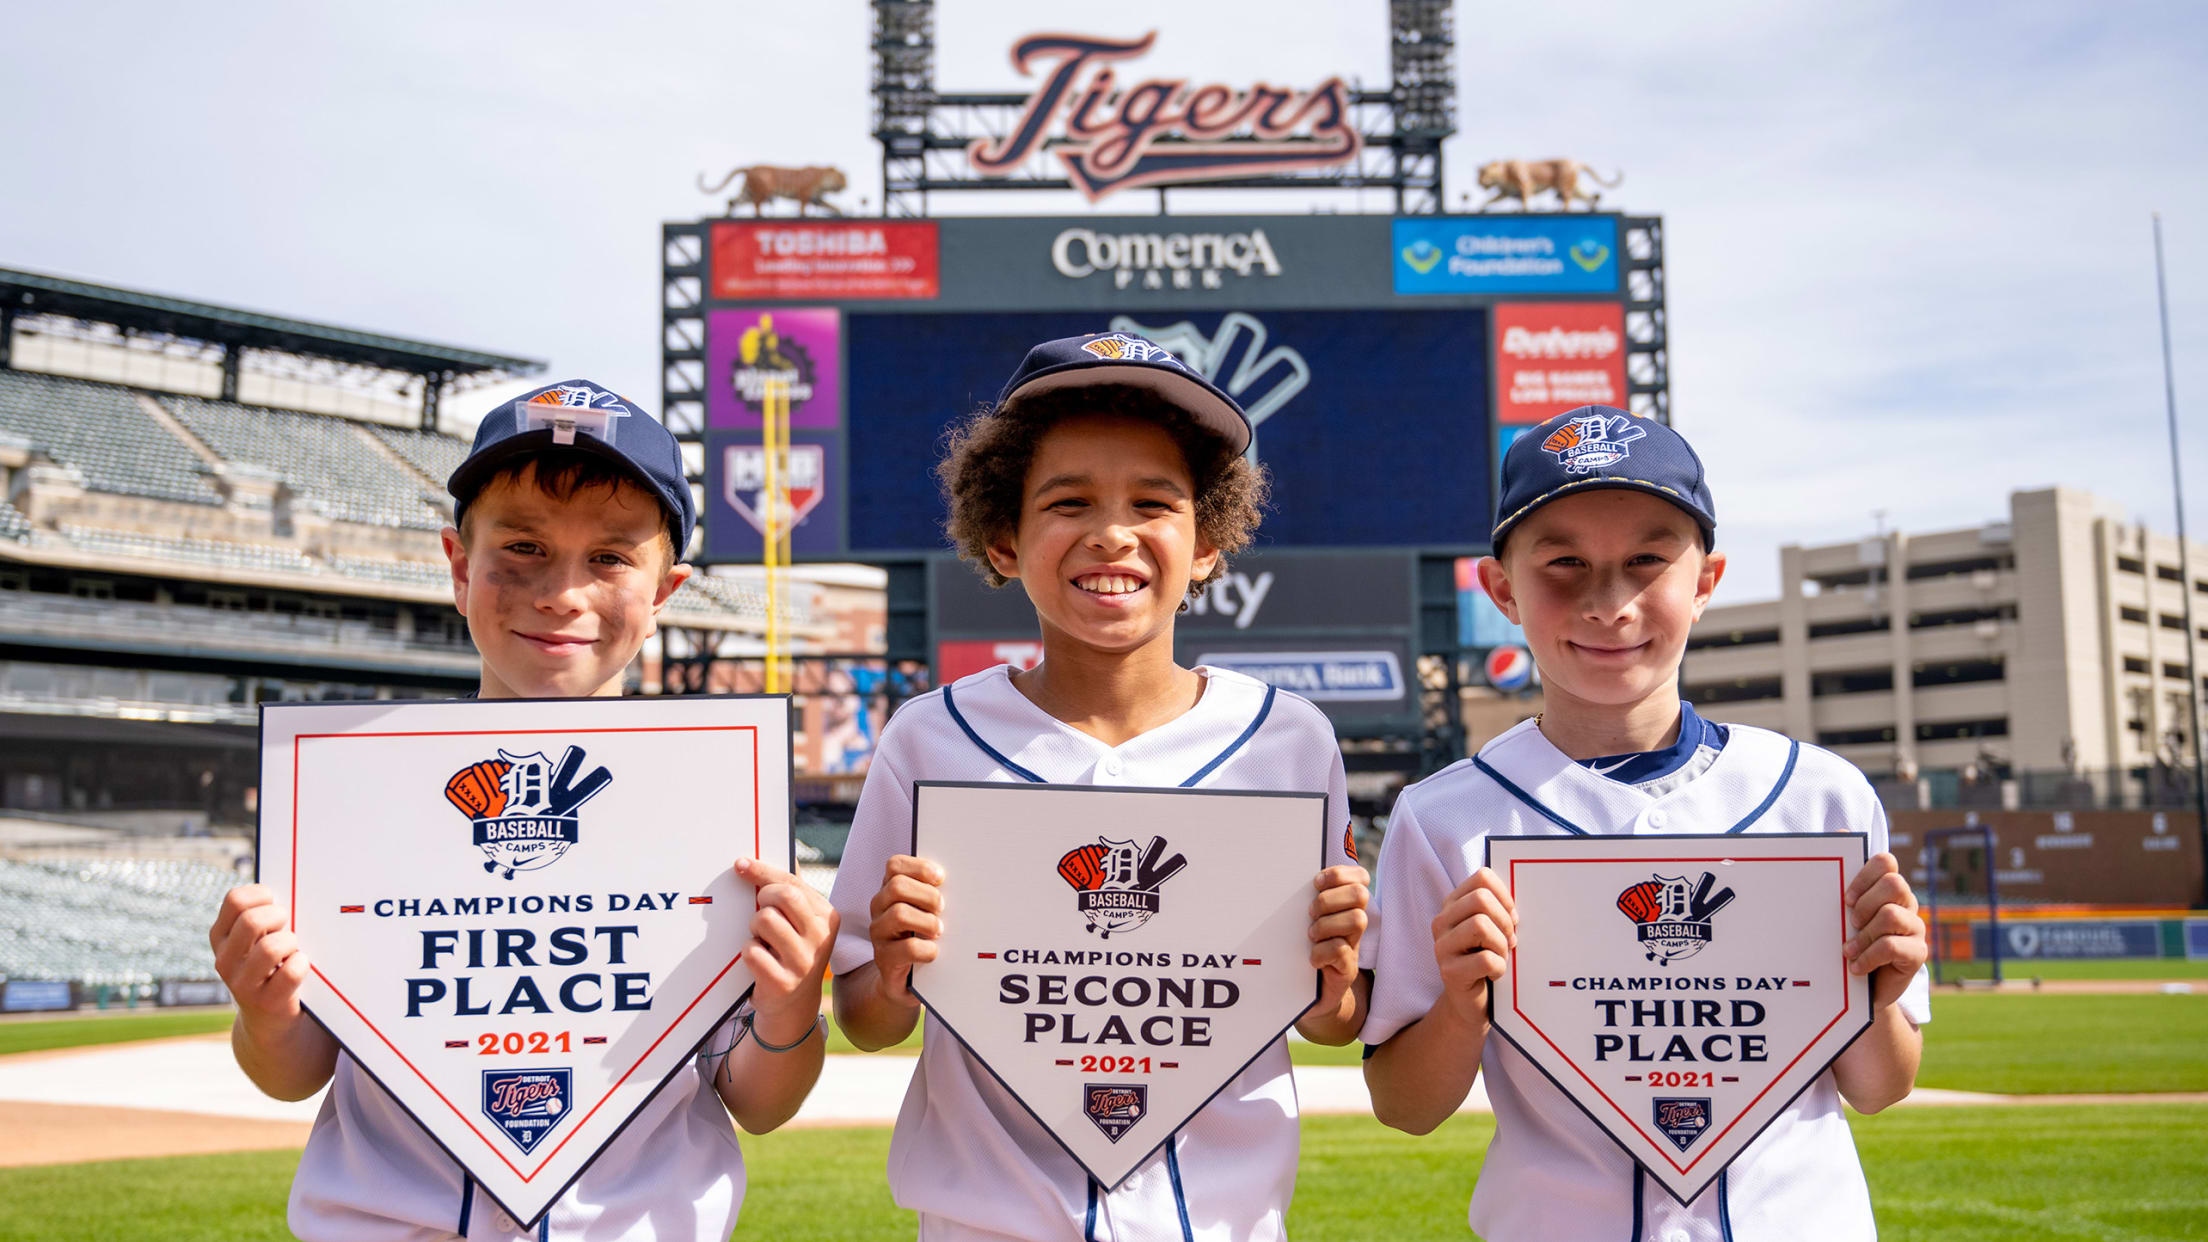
top-left (456, 1174), bottom-right (473, 1236)
top-left (539, 1216), bottom-right (550, 1241)
top-left (1626, 1166), bottom-right (1642, 1242)
top-left (1165, 1138), bottom-right (1196, 1242)
top-left (1718, 1168), bottom-right (1736, 1242)
top-left (1472, 757), bottom-right (1590, 836)
top-left (1086, 1178), bottom-right (1101, 1241)
top-left (1724, 739), bottom-right (1799, 834)
top-left (1179, 685), bottom-right (1277, 787)
top-left (942, 684), bottom-right (1046, 783)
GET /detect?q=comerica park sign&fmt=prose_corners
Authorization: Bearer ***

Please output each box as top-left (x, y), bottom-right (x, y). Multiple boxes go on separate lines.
top-left (970, 32), bottom-right (1361, 201)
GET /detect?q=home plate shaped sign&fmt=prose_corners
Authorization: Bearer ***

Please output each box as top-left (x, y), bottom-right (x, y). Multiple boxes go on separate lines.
top-left (911, 782), bottom-right (1322, 1190)
top-left (1487, 833), bottom-right (1870, 1205)
top-left (258, 696), bottom-right (791, 1229)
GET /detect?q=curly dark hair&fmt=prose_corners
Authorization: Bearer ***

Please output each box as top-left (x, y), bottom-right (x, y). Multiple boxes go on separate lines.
top-left (936, 385), bottom-right (1268, 602)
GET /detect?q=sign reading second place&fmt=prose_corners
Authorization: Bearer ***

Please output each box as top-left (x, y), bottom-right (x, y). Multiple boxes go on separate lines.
top-left (911, 782), bottom-right (1321, 1190)
top-left (1487, 833), bottom-right (1870, 1206)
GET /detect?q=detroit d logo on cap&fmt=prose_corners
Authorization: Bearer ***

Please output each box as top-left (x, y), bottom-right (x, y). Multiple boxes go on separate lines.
top-left (443, 745), bottom-right (613, 880)
top-left (1056, 836), bottom-right (1188, 937)
top-left (1616, 872), bottom-right (1737, 964)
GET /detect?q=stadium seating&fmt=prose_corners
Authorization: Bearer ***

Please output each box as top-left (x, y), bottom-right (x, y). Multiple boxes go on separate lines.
top-left (53, 524), bottom-right (321, 577)
top-left (321, 554), bottom-right (451, 592)
top-left (0, 855), bottom-right (239, 986)
top-left (161, 395), bottom-right (446, 530)
top-left (368, 423), bottom-right (471, 489)
top-left (0, 497), bottom-right (29, 542)
top-left (0, 370), bottom-right (219, 506)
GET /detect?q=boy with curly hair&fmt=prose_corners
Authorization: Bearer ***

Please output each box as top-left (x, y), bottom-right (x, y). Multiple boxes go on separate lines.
top-left (830, 333), bottom-right (1370, 1241)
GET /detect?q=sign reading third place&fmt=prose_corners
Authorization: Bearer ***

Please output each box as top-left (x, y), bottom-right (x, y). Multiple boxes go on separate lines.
top-left (1487, 833), bottom-right (1871, 1205)
top-left (911, 782), bottom-right (1322, 1190)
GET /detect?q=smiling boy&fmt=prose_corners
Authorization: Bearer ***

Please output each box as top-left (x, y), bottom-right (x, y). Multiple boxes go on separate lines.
top-left (208, 380), bottom-right (837, 1240)
top-left (828, 334), bottom-right (1370, 1241)
top-left (1361, 407), bottom-right (1932, 1241)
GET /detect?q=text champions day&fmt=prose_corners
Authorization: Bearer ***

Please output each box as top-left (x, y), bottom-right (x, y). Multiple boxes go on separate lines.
top-left (360, 889), bottom-right (698, 1018)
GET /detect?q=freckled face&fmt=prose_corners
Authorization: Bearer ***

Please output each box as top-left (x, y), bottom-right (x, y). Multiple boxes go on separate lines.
top-left (986, 413), bottom-right (1219, 658)
top-left (1481, 489), bottom-right (1723, 712)
top-left (442, 467), bottom-right (688, 699)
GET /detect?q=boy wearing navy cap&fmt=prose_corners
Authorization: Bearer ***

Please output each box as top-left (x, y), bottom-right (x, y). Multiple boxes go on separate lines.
top-left (209, 380), bottom-right (838, 1240)
top-left (1362, 408), bottom-right (1933, 1241)
top-left (830, 333), bottom-right (1371, 1241)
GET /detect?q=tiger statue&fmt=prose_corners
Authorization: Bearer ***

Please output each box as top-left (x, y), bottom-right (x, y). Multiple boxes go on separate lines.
top-left (695, 164), bottom-right (849, 217)
top-left (1476, 159), bottom-right (1621, 211)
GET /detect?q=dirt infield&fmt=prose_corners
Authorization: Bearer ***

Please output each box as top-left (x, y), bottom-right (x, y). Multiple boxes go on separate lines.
top-left (0, 1100), bottom-right (311, 1167)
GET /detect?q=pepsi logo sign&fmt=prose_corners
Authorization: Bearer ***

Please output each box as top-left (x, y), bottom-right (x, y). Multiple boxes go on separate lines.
top-left (1486, 645), bottom-right (1535, 692)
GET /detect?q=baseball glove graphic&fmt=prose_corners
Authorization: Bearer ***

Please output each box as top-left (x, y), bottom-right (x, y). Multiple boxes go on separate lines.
top-left (1616, 879), bottom-right (1665, 924)
top-left (1058, 844), bottom-right (1110, 891)
top-left (444, 760), bottom-right (512, 820)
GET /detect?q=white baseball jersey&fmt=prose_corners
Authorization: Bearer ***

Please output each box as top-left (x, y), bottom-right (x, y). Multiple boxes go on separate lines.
top-left (1363, 715), bottom-right (1932, 1242)
top-left (287, 1007), bottom-right (750, 1241)
top-left (829, 664), bottom-right (1355, 1242)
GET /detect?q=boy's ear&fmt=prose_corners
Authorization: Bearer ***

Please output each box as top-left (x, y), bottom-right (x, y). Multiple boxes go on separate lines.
top-left (1693, 549), bottom-right (1726, 620)
top-left (1475, 555), bottom-right (1520, 624)
top-left (441, 526), bottom-right (470, 614)
top-left (1189, 536), bottom-right (1221, 588)
top-left (984, 533), bottom-right (1022, 583)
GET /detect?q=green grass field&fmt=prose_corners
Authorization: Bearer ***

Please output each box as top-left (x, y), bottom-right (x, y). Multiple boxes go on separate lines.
top-left (1, 1106), bottom-right (2202, 1241)
top-left (2, 982), bottom-right (2205, 1238)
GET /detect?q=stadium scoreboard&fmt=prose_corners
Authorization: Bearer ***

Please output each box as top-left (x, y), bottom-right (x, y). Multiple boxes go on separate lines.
top-left (674, 211), bottom-right (1654, 730)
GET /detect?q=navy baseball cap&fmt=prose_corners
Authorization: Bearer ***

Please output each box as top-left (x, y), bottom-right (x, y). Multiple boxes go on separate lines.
top-left (995, 332), bottom-right (1253, 456)
top-left (1492, 406), bottom-right (1716, 550)
top-left (447, 379), bottom-right (696, 554)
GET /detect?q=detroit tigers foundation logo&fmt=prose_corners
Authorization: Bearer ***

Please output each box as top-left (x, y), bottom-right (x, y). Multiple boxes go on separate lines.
top-left (1653, 1096), bottom-right (1712, 1152)
top-left (443, 745), bottom-right (613, 880)
top-left (1084, 1083), bottom-right (1148, 1142)
top-left (1056, 836), bottom-right (1188, 937)
top-left (483, 1068), bottom-right (571, 1154)
top-left (1616, 872), bottom-right (1737, 964)
top-left (1542, 411), bottom-right (1646, 474)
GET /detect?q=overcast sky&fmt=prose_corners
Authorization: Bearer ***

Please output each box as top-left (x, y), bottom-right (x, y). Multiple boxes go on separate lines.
top-left (4, 1), bottom-right (2205, 600)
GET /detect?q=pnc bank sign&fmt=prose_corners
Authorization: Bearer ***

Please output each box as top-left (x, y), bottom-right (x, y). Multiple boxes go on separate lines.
top-left (969, 32), bottom-right (1361, 202)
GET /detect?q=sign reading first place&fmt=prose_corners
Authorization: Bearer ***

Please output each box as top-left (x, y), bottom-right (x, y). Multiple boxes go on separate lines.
top-left (259, 696), bottom-right (792, 1230)
top-left (1487, 833), bottom-right (1871, 1205)
top-left (912, 782), bottom-right (1323, 1190)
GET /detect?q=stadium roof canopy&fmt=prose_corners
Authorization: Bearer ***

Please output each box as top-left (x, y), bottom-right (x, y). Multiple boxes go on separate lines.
top-left (0, 266), bottom-right (544, 381)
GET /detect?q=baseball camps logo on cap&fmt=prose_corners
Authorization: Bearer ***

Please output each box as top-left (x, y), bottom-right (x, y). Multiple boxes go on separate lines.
top-left (1057, 835), bottom-right (1188, 937)
top-left (1541, 410), bottom-right (1647, 475)
top-left (443, 745), bottom-right (613, 880)
top-left (1616, 872), bottom-right (1738, 965)
top-left (1079, 333), bottom-right (1185, 367)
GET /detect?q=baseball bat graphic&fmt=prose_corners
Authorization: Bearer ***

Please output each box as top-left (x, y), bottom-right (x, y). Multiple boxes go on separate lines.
top-left (1135, 838), bottom-right (1188, 891)
top-left (545, 746), bottom-right (613, 815)
top-left (1689, 873), bottom-right (1737, 920)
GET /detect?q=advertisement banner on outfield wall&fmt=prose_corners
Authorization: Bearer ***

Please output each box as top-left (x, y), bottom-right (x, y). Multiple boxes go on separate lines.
top-left (1394, 216), bottom-right (1621, 295)
top-left (711, 221), bottom-right (939, 301)
top-left (706, 308), bottom-right (841, 431)
top-left (1493, 302), bottom-right (1628, 423)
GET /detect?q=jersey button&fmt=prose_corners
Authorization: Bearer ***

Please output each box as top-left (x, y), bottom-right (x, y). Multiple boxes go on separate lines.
top-left (1663, 1231), bottom-right (1690, 1242)
top-left (1646, 808), bottom-right (1669, 829)
top-left (1102, 755), bottom-right (1123, 777)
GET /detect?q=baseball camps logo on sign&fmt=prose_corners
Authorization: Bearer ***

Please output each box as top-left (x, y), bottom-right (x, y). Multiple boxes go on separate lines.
top-left (1543, 411), bottom-right (1646, 474)
top-left (443, 746), bottom-right (612, 880)
top-left (1057, 836), bottom-right (1188, 936)
top-left (483, 1068), bottom-right (571, 1155)
top-left (1616, 872), bottom-right (1737, 964)
top-left (969, 32), bottom-right (1359, 201)
top-left (1104, 313), bottom-right (1308, 462)
top-left (1487, 833), bottom-right (1872, 1205)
